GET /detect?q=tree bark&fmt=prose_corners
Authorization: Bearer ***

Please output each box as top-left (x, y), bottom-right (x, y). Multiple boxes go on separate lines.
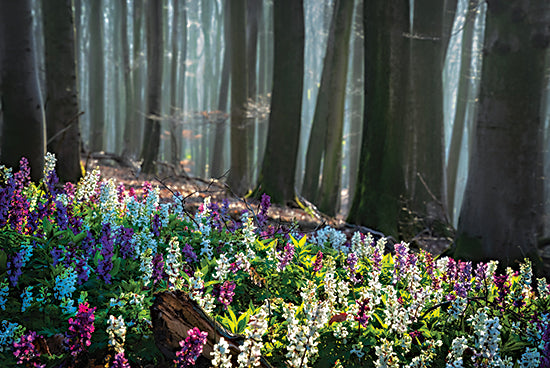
top-left (88, 0), bottom-right (104, 152)
top-left (42, 0), bottom-right (82, 183)
top-left (316, 0), bottom-right (355, 216)
top-left (347, 1), bottom-right (409, 238)
top-left (226, 0), bottom-right (249, 195)
top-left (256, 0), bottom-right (305, 204)
top-left (140, 0), bottom-right (163, 175)
top-left (0, 0), bottom-right (46, 181)
top-left (455, 0), bottom-right (549, 270)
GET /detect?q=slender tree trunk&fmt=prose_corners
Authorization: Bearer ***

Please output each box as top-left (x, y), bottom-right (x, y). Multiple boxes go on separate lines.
top-left (317, 0), bottom-right (355, 216)
top-left (256, 0), bottom-right (304, 204)
top-left (140, 0), bottom-right (163, 174)
top-left (121, 0), bottom-right (137, 159)
top-left (347, 0), bottom-right (364, 203)
top-left (88, 0), bottom-right (104, 152)
top-left (227, 0), bottom-right (249, 195)
top-left (211, 0), bottom-right (230, 178)
top-left (455, 0), bottom-right (549, 270)
top-left (132, 0), bottom-right (145, 157)
top-left (446, 1), bottom-right (483, 222)
top-left (169, 0), bottom-right (181, 166)
top-left (42, 0), bottom-right (82, 183)
top-left (347, 1), bottom-right (409, 238)
top-left (246, 0), bottom-right (260, 183)
top-left (0, 0), bottom-right (46, 181)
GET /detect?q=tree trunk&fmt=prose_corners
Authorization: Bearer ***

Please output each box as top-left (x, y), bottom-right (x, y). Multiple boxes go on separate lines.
top-left (169, 0), bottom-right (182, 166)
top-left (454, 0), bottom-right (549, 270)
top-left (246, 0), bottom-right (261, 184)
top-left (347, 1), bottom-right (409, 238)
top-left (211, 0), bottom-right (230, 179)
top-left (256, 0), bottom-right (304, 204)
top-left (88, 0), bottom-right (104, 152)
top-left (0, 0), bottom-right (46, 181)
top-left (42, 0), bottom-right (82, 183)
top-left (316, 0), bottom-right (355, 216)
top-left (446, 1), bottom-right (484, 223)
top-left (140, 0), bottom-right (163, 174)
top-left (226, 0), bottom-right (249, 195)
top-left (121, 0), bottom-right (136, 159)
top-left (404, 0), bottom-right (455, 222)
top-left (151, 290), bottom-right (273, 367)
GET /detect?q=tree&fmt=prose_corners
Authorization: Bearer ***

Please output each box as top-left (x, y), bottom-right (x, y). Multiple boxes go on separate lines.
top-left (255, 0), bottom-right (304, 204)
top-left (347, 1), bottom-right (409, 238)
top-left (42, 0), bottom-right (82, 183)
top-left (226, 0), bottom-right (249, 195)
top-left (302, 0), bottom-right (354, 215)
top-left (88, 0), bottom-right (104, 152)
top-left (403, 0), bottom-right (457, 223)
top-left (0, 0), bottom-right (45, 181)
top-left (316, 0), bottom-right (355, 216)
top-left (140, 0), bottom-right (164, 175)
top-left (454, 0), bottom-right (549, 269)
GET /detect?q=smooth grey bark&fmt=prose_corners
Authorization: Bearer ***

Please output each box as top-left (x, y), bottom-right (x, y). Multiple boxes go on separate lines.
top-left (140, 0), bottom-right (163, 174)
top-left (455, 0), bottom-right (549, 270)
top-left (0, 0), bottom-right (46, 181)
top-left (42, 0), bottom-right (82, 183)
top-left (256, 0), bottom-right (304, 204)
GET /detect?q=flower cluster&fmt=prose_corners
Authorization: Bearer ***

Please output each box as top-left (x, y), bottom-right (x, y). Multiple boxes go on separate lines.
top-left (174, 327), bottom-right (208, 367)
top-left (13, 330), bottom-right (44, 368)
top-left (64, 302), bottom-right (96, 357)
top-left (238, 305), bottom-right (269, 367)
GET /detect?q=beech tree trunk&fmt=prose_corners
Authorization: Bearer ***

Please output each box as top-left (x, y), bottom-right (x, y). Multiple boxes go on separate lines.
top-left (88, 0), bottom-right (104, 152)
top-left (140, 0), bottom-right (163, 175)
top-left (42, 0), bottom-right (82, 183)
top-left (0, 0), bottom-right (46, 181)
top-left (256, 0), bottom-right (305, 204)
top-left (454, 0), bottom-right (549, 270)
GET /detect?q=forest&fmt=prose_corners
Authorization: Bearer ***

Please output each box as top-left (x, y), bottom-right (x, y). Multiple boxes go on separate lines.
top-left (2, 0), bottom-right (550, 273)
top-left (1, 0), bottom-right (550, 367)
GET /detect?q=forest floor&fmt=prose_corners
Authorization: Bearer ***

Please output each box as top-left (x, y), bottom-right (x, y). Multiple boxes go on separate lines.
top-left (89, 158), bottom-right (550, 278)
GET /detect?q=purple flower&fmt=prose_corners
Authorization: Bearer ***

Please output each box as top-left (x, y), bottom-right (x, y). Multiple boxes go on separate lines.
top-left (355, 298), bottom-right (370, 327)
top-left (13, 330), bottom-right (45, 368)
top-left (112, 352), bottom-right (131, 368)
top-left (474, 262), bottom-right (487, 291)
top-left (257, 194), bottom-right (271, 228)
top-left (97, 223), bottom-right (114, 284)
top-left (216, 281), bottom-right (236, 308)
top-left (278, 243), bottom-right (295, 271)
top-left (346, 252), bottom-right (362, 284)
top-left (118, 226), bottom-right (135, 259)
top-left (494, 274), bottom-right (510, 306)
top-left (174, 327), bottom-right (208, 367)
top-left (75, 257), bottom-right (90, 285)
top-left (182, 243), bottom-right (198, 264)
top-left (312, 251), bottom-right (323, 272)
top-left (372, 248), bottom-right (382, 272)
top-left (151, 213), bottom-right (161, 237)
top-left (7, 251), bottom-right (24, 286)
top-left (454, 261), bottom-right (472, 298)
top-left (64, 302), bottom-right (96, 357)
top-left (152, 252), bottom-right (164, 285)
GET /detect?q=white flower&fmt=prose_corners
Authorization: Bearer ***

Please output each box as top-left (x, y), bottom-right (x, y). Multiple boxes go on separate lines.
top-left (211, 337), bottom-right (232, 368)
top-left (107, 315), bottom-right (127, 353)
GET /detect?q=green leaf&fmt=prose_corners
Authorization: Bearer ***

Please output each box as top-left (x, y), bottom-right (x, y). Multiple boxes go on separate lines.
top-left (0, 249), bottom-right (7, 273)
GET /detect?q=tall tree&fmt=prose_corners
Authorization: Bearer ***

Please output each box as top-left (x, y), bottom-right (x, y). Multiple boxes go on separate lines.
top-left (226, 0), bottom-right (249, 195)
top-left (347, 1), bottom-right (409, 237)
top-left (302, 0), bottom-right (355, 215)
top-left (316, 0), bottom-right (355, 216)
top-left (256, 0), bottom-right (304, 204)
top-left (42, 0), bottom-right (82, 183)
top-left (88, 0), bottom-right (104, 152)
top-left (0, 0), bottom-right (45, 181)
top-left (454, 0), bottom-right (549, 269)
top-left (140, 0), bottom-right (164, 174)
top-left (121, 0), bottom-right (137, 159)
top-left (404, 0), bottom-right (456, 222)
top-left (211, 0), bottom-right (231, 178)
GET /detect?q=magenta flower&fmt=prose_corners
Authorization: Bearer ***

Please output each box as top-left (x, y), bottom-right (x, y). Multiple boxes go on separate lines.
top-left (278, 243), bottom-right (295, 271)
top-left (174, 327), bottom-right (208, 367)
top-left (64, 302), bottom-right (96, 357)
top-left (112, 351), bottom-right (131, 368)
top-left (216, 280), bottom-right (236, 308)
top-left (13, 330), bottom-right (45, 368)
top-left (312, 251), bottom-right (323, 272)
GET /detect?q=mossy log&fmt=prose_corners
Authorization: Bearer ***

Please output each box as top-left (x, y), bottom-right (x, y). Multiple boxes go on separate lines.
top-left (150, 290), bottom-right (273, 367)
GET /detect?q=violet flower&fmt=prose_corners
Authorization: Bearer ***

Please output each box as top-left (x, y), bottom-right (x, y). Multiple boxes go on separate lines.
top-left (174, 327), bottom-right (208, 367)
top-left (356, 298), bottom-right (370, 327)
top-left (13, 330), bottom-right (45, 368)
top-left (216, 281), bottom-right (236, 308)
top-left (111, 351), bottom-right (131, 368)
top-left (494, 274), bottom-right (510, 306)
top-left (152, 252), bottom-right (165, 285)
top-left (278, 243), bottom-right (295, 271)
top-left (118, 226), bottom-right (135, 260)
top-left (312, 251), bottom-right (324, 272)
top-left (97, 223), bottom-right (114, 284)
top-left (64, 302), bottom-right (96, 357)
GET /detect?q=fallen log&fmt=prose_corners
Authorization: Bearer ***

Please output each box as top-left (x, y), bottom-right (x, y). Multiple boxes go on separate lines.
top-left (151, 290), bottom-right (274, 368)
